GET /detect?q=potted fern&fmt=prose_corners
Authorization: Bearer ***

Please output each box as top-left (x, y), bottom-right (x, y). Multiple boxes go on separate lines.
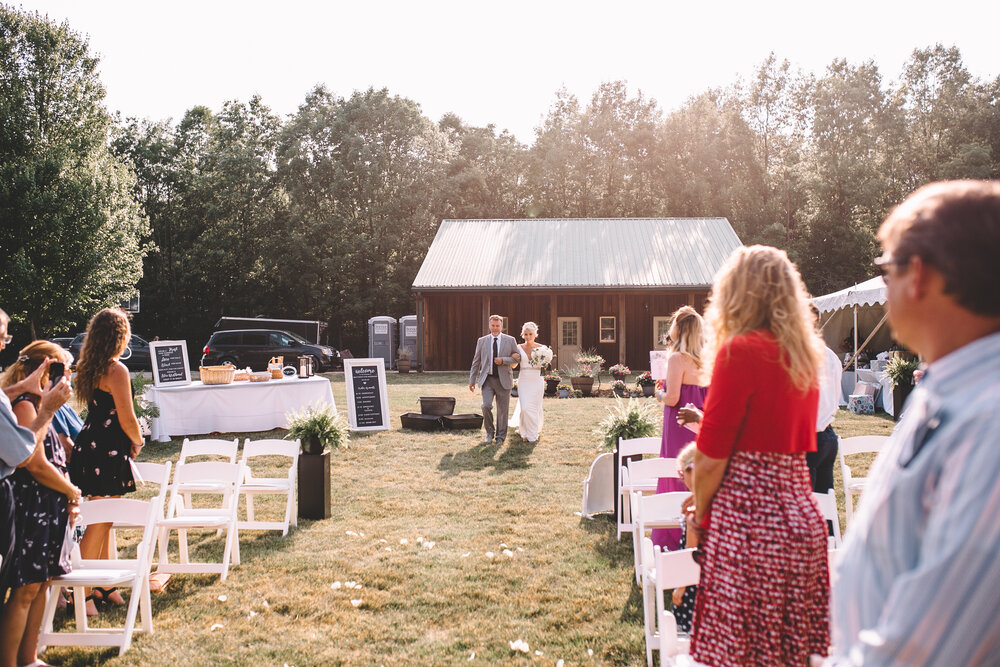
top-left (884, 356), bottom-right (920, 420)
top-left (285, 402), bottom-right (349, 518)
top-left (595, 397), bottom-right (660, 523)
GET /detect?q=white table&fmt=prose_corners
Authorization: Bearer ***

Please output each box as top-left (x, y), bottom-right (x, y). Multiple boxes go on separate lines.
top-left (146, 376), bottom-right (336, 442)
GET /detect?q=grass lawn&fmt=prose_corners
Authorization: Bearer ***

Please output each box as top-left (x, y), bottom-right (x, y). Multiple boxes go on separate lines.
top-left (44, 372), bottom-right (896, 666)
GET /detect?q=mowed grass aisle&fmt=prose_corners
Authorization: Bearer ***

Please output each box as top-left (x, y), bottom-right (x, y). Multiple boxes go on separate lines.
top-left (46, 372), bottom-right (894, 666)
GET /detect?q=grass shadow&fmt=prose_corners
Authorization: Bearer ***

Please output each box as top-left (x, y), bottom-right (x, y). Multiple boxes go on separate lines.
top-left (436, 436), bottom-right (539, 477)
top-left (619, 581), bottom-right (644, 625)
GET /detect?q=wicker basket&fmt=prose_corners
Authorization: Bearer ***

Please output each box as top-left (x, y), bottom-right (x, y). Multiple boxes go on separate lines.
top-left (268, 356), bottom-right (284, 379)
top-left (232, 369), bottom-right (249, 382)
top-left (200, 365), bottom-right (236, 385)
top-left (249, 371), bottom-right (271, 383)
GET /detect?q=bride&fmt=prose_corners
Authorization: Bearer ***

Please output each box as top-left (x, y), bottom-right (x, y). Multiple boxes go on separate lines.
top-left (510, 322), bottom-right (547, 442)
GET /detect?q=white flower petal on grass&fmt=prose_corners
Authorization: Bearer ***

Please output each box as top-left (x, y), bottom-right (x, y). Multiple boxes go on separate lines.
top-left (516, 547), bottom-right (524, 552)
top-left (331, 581), bottom-right (342, 590)
top-left (217, 595), bottom-right (227, 602)
top-left (509, 639), bottom-right (529, 653)
top-left (500, 543), bottom-right (508, 548)
top-left (262, 599), bottom-right (269, 608)
top-left (400, 538), bottom-right (409, 545)
top-left (502, 549), bottom-right (514, 558)
top-left (350, 599), bottom-right (363, 607)
top-left (359, 531), bottom-right (365, 537)
top-left (378, 538), bottom-right (387, 543)
top-left (484, 551), bottom-right (495, 559)
top-left (385, 547), bottom-right (392, 552)
top-left (345, 581), bottom-right (357, 589)
top-left (210, 623), bottom-right (224, 631)
top-left (461, 552), bottom-right (471, 558)
top-left (248, 610), bottom-right (257, 618)
top-left (416, 536), bottom-right (423, 544)
top-left (557, 660), bottom-right (564, 667)
top-left (587, 648), bottom-right (594, 656)
top-left (345, 530), bottom-right (359, 537)
top-left (423, 541), bottom-right (435, 549)
top-left (468, 652), bottom-right (475, 661)
top-left (535, 650), bottom-right (543, 656)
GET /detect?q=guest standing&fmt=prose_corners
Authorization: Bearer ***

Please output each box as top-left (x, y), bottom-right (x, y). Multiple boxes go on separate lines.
top-left (689, 245), bottom-right (829, 665)
top-left (0, 341), bottom-right (82, 667)
top-left (69, 308), bottom-right (144, 611)
top-left (650, 306), bottom-right (708, 551)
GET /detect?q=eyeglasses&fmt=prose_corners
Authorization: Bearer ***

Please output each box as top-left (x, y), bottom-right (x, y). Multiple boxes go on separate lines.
top-left (1, 335), bottom-right (11, 345)
top-left (678, 463), bottom-right (694, 475)
top-left (874, 254), bottom-right (910, 282)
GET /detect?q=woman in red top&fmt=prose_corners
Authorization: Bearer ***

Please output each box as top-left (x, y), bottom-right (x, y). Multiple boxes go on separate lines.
top-left (689, 245), bottom-right (830, 665)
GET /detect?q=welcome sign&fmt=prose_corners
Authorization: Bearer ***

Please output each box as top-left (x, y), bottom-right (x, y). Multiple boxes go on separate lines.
top-left (344, 358), bottom-right (390, 431)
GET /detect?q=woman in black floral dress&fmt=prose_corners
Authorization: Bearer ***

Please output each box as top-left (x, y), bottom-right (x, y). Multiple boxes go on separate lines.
top-left (0, 341), bottom-right (82, 667)
top-left (70, 308), bottom-right (144, 611)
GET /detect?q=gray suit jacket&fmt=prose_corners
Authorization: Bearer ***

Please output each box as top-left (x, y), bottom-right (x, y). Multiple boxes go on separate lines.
top-left (470, 333), bottom-right (518, 390)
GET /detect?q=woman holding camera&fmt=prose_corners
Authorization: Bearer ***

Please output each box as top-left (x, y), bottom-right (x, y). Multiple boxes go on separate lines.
top-left (69, 308), bottom-right (144, 612)
top-left (0, 340), bottom-right (82, 667)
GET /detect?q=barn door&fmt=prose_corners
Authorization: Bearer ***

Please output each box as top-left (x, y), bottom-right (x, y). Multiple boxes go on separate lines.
top-left (557, 317), bottom-right (582, 372)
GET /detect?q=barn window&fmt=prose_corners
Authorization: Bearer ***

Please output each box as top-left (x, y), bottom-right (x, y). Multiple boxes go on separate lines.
top-left (599, 316), bottom-right (616, 343)
top-left (653, 317), bottom-right (672, 350)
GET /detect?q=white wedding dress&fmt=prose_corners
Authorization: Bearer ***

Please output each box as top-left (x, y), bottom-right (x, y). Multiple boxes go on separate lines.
top-left (510, 344), bottom-right (544, 441)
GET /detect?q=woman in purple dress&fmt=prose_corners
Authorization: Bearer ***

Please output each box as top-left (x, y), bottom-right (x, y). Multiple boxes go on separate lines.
top-left (651, 306), bottom-right (708, 551)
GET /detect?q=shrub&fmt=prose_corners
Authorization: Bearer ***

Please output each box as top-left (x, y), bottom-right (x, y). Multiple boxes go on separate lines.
top-left (596, 397), bottom-right (659, 450)
top-left (285, 402), bottom-right (349, 454)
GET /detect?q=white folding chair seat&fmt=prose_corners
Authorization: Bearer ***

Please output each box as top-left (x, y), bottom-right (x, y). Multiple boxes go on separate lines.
top-left (156, 461), bottom-right (243, 581)
top-left (239, 438), bottom-right (300, 535)
top-left (175, 437), bottom-right (240, 498)
top-left (813, 489), bottom-right (843, 549)
top-left (653, 548), bottom-right (700, 665)
top-left (839, 435), bottom-right (888, 523)
top-left (38, 462), bottom-right (171, 656)
top-left (631, 491), bottom-right (688, 585)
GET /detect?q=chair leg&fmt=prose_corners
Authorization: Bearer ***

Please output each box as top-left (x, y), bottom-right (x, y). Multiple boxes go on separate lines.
top-left (157, 526), bottom-right (170, 570)
top-left (73, 585), bottom-right (88, 631)
top-left (140, 579), bottom-right (153, 634)
top-left (119, 582), bottom-right (143, 655)
top-left (845, 490), bottom-right (855, 523)
top-left (246, 494), bottom-right (256, 522)
top-left (178, 529), bottom-right (189, 564)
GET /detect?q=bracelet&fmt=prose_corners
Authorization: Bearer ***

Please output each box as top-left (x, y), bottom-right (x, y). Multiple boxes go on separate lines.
top-left (67, 496), bottom-right (81, 505)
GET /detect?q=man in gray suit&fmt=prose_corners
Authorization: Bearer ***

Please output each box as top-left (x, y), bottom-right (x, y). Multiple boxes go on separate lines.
top-left (469, 315), bottom-right (519, 444)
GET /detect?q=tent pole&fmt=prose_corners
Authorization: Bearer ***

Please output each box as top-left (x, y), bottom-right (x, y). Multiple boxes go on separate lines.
top-left (853, 306), bottom-right (858, 373)
top-left (842, 312), bottom-right (890, 371)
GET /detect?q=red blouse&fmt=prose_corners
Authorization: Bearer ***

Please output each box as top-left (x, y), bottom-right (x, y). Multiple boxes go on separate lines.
top-left (697, 330), bottom-right (818, 459)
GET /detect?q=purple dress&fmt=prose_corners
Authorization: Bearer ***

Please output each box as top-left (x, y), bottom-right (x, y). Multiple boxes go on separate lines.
top-left (651, 383), bottom-right (708, 550)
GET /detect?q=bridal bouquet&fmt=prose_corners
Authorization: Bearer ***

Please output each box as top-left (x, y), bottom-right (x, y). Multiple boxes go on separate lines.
top-left (529, 345), bottom-right (553, 369)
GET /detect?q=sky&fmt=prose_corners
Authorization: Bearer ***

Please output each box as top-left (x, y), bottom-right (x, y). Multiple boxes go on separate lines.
top-left (12, 0), bottom-right (1000, 142)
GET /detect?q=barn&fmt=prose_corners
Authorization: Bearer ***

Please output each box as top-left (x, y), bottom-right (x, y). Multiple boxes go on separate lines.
top-left (411, 218), bottom-right (742, 372)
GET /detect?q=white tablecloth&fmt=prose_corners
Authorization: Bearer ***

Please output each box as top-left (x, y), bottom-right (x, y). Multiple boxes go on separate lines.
top-left (146, 376), bottom-right (336, 442)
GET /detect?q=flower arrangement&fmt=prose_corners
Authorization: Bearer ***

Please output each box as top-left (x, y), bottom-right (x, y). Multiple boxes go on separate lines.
top-left (543, 373), bottom-right (561, 383)
top-left (574, 350), bottom-right (605, 378)
top-left (635, 371), bottom-right (655, 387)
top-left (528, 345), bottom-right (554, 369)
top-left (556, 382), bottom-right (572, 392)
top-left (285, 402), bottom-right (350, 454)
top-left (609, 363), bottom-right (630, 376)
top-left (611, 379), bottom-right (626, 391)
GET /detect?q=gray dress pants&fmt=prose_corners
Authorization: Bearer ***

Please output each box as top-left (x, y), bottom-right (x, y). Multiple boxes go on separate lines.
top-left (481, 375), bottom-right (510, 441)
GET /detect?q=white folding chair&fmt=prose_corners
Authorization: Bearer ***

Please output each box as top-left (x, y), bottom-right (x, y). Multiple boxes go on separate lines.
top-left (156, 461), bottom-right (243, 580)
top-left (653, 548), bottom-right (700, 665)
top-left (839, 435), bottom-right (888, 522)
top-left (581, 452), bottom-right (615, 518)
top-left (618, 457), bottom-right (678, 540)
top-left (813, 489), bottom-right (843, 549)
top-left (175, 438), bottom-right (240, 536)
top-left (239, 438), bottom-right (300, 535)
top-left (616, 437), bottom-right (661, 534)
top-left (38, 462), bottom-right (171, 656)
top-left (631, 491), bottom-right (688, 585)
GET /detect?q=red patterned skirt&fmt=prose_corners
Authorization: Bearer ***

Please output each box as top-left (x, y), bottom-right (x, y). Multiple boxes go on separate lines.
top-left (691, 451), bottom-right (829, 665)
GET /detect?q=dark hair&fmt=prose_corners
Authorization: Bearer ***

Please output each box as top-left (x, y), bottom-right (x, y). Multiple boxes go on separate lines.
top-left (879, 180), bottom-right (1000, 316)
top-left (74, 308), bottom-right (130, 405)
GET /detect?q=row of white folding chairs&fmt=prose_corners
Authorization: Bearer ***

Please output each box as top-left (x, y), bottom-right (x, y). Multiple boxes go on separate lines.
top-left (616, 436), bottom-right (670, 540)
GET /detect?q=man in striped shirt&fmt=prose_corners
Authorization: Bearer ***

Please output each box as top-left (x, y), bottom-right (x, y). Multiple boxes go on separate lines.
top-left (828, 181), bottom-right (1000, 665)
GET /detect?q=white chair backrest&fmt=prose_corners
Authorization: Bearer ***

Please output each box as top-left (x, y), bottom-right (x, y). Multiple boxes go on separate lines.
top-left (79, 497), bottom-right (152, 528)
top-left (178, 438), bottom-right (239, 465)
top-left (637, 491), bottom-right (688, 525)
top-left (133, 461), bottom-right (171, 488)
top-left (839, 435), bottom-right (888, 457)
top-left (173, 460), bottom-right (242, 487)
top-left (654, 547), bottom-right (700, 590)
top-left (242, 438), bottom-right (300, 461)
top-left (813, 489), bottom-right (843, 548)
top-left (582, 452), bottom-right (615, 517)
top-left (625, 457), bottom-right (679, 485)
top-left (619, 437), bottom-right (661, 458)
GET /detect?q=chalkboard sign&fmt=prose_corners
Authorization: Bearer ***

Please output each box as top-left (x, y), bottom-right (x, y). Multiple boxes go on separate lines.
top-left (344, 358), bottom-right (390, 431)
top-left (151, 340), bottom-right (191, 387)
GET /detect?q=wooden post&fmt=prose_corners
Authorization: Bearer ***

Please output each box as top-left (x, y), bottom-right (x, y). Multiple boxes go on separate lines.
top-left (618, 294), bottom-right (626, 367)
top-left (415, 293), bottom-right (424, 371)
top-left (549, 295), bottom-right (558, 368)
top-left (298, 450), bottom-right (331, 519)
top-left (482, 295), bottom-right (491, 333)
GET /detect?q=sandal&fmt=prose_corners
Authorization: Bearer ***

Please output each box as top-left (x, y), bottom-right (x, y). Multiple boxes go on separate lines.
top-left (66, 593), bottom-right (100, 616)
top-left (93, 586), bottom-right (125, 606)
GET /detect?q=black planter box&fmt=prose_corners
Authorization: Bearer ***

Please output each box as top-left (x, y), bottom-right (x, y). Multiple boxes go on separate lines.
top-left (400, 412), bottom-right (444, 430)
top-left (298, 450), bottom-right (331, 520)
top-left (418, 396), bottom-right (456, 416)
top-left (441, 413), bottom-right (484, 430)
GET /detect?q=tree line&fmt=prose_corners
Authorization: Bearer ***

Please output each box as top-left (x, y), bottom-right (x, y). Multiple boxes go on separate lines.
top-left (2, 5), bottom-right (998, 357)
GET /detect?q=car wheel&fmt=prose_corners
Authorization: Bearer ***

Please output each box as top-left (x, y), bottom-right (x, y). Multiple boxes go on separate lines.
top-left (219, 356), bottom-right (238, 367)
top-left (311, 355), bottom-right (324, 373)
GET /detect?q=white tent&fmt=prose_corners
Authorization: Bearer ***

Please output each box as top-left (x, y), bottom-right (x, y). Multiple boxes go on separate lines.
top-left (812, 276), bottom-right (894, 369)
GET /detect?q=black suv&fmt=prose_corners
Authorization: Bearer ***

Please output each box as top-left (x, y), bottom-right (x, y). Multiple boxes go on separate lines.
top-left (201, 329), bottom-right (341, 372)
top-left (68, 333), bottom-right (153, 372)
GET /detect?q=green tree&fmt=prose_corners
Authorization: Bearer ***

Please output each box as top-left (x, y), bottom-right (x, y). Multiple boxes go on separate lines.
top-left (0, 7), bottom-right (149, 338)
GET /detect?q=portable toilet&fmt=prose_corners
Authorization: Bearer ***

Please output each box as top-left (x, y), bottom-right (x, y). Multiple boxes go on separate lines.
top-left (368, 316), bottom-right (397, 370)
top-left (398, 315), bottom-right (418, 368)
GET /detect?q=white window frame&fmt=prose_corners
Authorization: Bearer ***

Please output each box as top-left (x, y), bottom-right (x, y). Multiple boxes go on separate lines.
top-left (599, 316), bottom-right (616, 343)
top-left (653, 316), bottom-right (672, 350)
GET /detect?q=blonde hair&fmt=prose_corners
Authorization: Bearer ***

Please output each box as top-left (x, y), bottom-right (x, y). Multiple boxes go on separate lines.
top-left (677, 442), bottom-right (697, 470)
top-left (669, 306), bottom-right (705, 368)
top-left (0, 340), bottom-right (64, 389)
top-left (75, 308), bottom-right (131, 405)
top-left (521, 321), bottom-right (539, 336)
top-left (704, 245), bottom-right (823, 393)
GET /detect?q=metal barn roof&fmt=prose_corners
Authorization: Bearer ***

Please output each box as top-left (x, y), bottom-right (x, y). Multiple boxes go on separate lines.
top-left (412, 218), bottom-right (742, 291)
